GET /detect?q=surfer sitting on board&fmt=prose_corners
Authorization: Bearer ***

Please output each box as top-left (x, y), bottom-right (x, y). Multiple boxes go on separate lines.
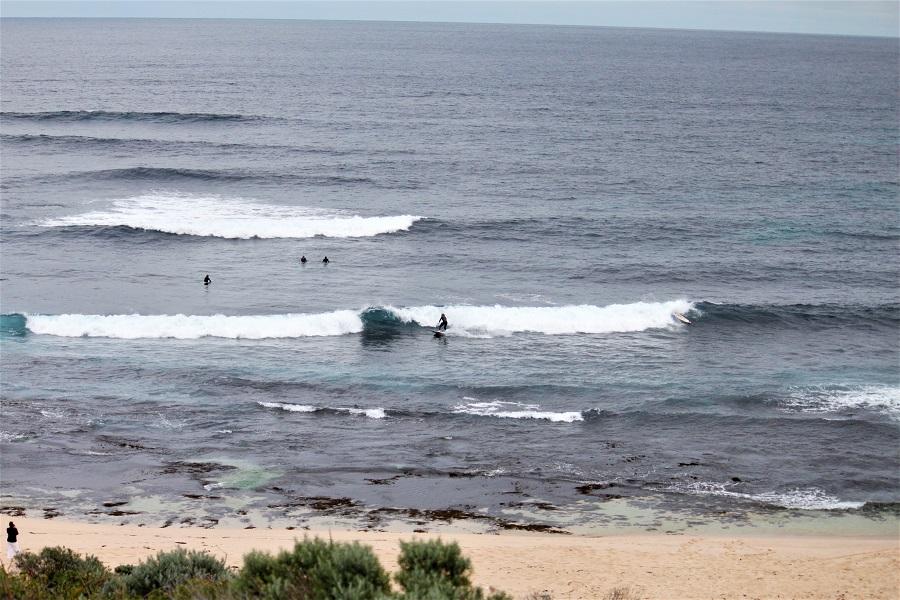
top-left (322, 256), bottom-right (330, 264)
top-left (300, 256), bottom-right (307, 264)
top-left (437, 313), bottom-right (448, 331)
top-left (203, 274), bottom-right (211, 286)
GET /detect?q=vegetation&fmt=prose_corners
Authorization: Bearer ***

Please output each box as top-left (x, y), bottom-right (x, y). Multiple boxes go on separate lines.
top-left (0, 538), bottom-right (512, 600)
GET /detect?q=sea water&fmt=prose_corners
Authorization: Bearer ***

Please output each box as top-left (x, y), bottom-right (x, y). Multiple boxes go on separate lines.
top-left (1, 19), bottom-right (897, 532)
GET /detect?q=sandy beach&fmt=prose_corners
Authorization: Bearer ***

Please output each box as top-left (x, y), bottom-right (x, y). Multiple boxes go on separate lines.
top-left (2, 517), bottom-right (897, 599)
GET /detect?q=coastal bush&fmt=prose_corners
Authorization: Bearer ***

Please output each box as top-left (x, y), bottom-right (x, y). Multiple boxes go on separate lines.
top-left (120, 548), bottom-right (228, 597)
top-left (395, 540), bottom-right (511, 600)
top-left (12, 546), bottom-right (111, 598)
top-left (231, 537), bottom-right (392, 599)
top-left (0, 539), bottom-right (514, 600)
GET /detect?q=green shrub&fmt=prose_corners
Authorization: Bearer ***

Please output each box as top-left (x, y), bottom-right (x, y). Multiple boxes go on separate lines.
top-left (12, 546), bottom-right (111, 598)
top-left (121, 548), bottom-right (228, 597)
top-left (395, 540), bottom-right (512, 600)
top-left (232, 537), bottom-right (391, 599)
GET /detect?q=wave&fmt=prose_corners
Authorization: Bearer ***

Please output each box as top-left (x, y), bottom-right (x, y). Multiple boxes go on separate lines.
top-left (2, 300), bottom-right (694, 339)
top-left (16, 311), bottom-right (363, 339)
top-left (380, 300), bottom-right (694, 335)
top-left (781, 385), bottom-right (900, 420)
top-left (664, 481), bottom-right (865, 510)
top-left (453, 399), bottom-right (584, 422)
top-left (258, 401), bottom-right (386, 419)
top-left (40, 194), bottom-right (423, 239)
top-left (0, 110), bottom-right (260, 124)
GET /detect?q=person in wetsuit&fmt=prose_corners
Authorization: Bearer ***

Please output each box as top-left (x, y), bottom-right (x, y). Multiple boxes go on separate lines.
top-left (437, 313), bottom-right (448, 331)
top-left (322, 256), bottom-right (330, 264)
top-left (203, 274), bottom-right (211, 286)
top-left (300, 256), bottom-right (307, 264)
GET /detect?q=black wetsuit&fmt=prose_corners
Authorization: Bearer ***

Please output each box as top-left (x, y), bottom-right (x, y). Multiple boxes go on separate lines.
top-left (300, 256), bottom-right (307, 264)
top-left (322, 257), bottom-right (330, 264)
top-left (7, 525), bottom-right (17, 543)
top-left (203, 275), bottom-right (211, 285)
top-left (437, 315), bottom-right (448, 331)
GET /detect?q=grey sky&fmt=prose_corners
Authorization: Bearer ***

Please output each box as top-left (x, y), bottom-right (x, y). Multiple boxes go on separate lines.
top-left (1, 1), bottom-right (898, 38)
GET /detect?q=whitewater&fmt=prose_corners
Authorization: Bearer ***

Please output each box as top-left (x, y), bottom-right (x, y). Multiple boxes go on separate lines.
top-left (14, 299), bottom-right (695, 339)
top-left (40, 194), bottom-right (422, 239)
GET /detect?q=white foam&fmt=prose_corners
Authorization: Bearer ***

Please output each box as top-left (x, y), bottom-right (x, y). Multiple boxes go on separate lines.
top-left (336, 407), bottom-right (387, 419)
top-left (258, 402), bottom-right (317, 413)
top-left (0, 431), bottom-right (27, 442)
top-left (258, 402), bottom-right (386, 419)
top-left (669, 482), bottom-right (864, 510)
top-left (25, 311), bottom-right (363, 339)
top-left (453, 400), bottom-right (583, 423)
top-left (385, 299), bottom-right (694, 336)
top-left (23, 299), bottom-right (694, 340)
top-left (783, 385), bottom-right (900, 420)
top-left (41, 193), bottom-right (423, 239)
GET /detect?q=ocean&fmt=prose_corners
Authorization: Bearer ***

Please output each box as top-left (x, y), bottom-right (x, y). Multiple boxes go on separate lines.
top-left (1, 18), bottom-right (898, 534)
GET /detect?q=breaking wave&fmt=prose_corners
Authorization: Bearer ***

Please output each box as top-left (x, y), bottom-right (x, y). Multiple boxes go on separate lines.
top-left (453, 399), bottom-right (584, 422)
top-left (782, 385), bottom-right (900, 421)
top-left (5, 299), bottom-right (694, 340)
top-left (40, 194), bottom-right (423, 239)
top-left (19, 311), bottom-right (363, 339)
top-left (664, 481), bottom-right (865, 510)
top-left (258, 401), bottom-right (386, 419)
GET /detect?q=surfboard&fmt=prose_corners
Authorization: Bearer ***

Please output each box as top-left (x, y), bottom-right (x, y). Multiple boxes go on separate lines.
top-left (673, 312), bottom-right (691, 325)
top-left (430, 330), bottom-right (446, 337)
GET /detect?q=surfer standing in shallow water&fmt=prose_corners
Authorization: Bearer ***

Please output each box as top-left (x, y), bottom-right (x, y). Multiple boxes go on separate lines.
top-left (437, 313), bottom-right (448, 331)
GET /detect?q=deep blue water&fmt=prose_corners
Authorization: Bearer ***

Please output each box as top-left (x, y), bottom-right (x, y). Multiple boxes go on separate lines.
top-left (1, 19), bottom-right (898, 530)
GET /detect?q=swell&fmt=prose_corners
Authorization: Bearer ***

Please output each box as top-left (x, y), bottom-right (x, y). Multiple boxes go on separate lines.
top-left (694, 301), bottom-right (900, 329)
top-left (13, 167), bottom-right (385, 187)
top-left (0, 133), bottom-right (403, 157)
top-left (0, 110), bottom-right (261, 123)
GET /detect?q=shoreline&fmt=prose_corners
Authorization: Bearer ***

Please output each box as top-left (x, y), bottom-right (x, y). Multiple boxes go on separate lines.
top-left (4, 516), bottom-right (898, 599)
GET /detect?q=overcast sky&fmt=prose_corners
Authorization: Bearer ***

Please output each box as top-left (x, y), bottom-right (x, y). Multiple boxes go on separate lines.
top-left (2, 1), bottom-right (897, 38)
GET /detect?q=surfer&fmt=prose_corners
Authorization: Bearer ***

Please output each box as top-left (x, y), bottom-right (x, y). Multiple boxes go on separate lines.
top-left (203, 274), bottom-right (211, 286)
top-left (300, 256), bottom-right (307, 264)
top-left (322, 256), bottom-right (330, 264)
top-left (436, 313), bottom-right (448, 331)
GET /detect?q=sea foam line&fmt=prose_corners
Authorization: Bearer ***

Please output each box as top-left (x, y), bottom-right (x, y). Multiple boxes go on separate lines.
top-left (40, 194), bottom-right (422, 239)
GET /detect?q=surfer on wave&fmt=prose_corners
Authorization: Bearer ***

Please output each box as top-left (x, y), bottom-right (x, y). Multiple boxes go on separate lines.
top-left (436, 313), bottom-right (448, 331)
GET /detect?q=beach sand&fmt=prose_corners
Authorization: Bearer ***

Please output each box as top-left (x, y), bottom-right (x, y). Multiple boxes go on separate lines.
top-left (3, 517), bottom-right (898, 599)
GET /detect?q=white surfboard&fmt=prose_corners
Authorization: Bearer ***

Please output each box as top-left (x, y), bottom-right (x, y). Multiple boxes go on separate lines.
top-left (673, 312), bottom-right (692, 325)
